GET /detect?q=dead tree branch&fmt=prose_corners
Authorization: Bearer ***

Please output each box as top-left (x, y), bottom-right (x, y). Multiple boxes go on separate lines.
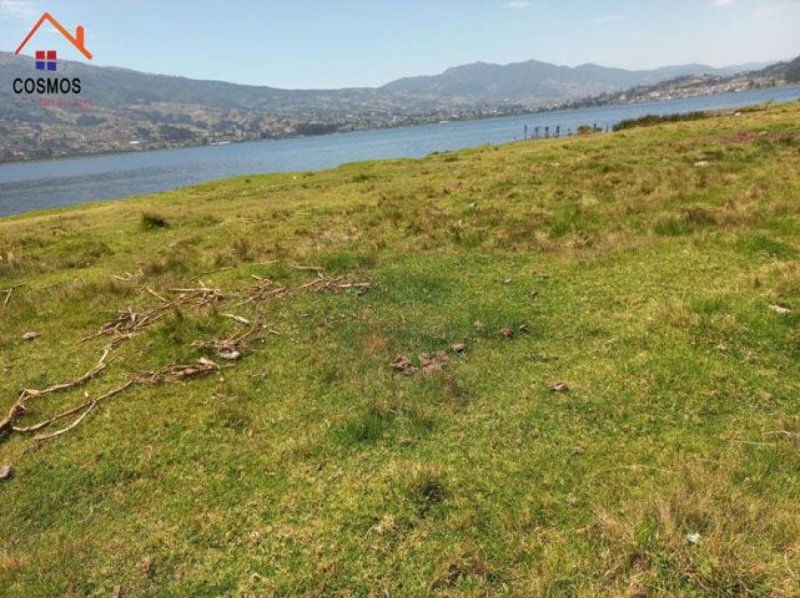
top-left (20, 348), bottom-right (111, 400)
top-left (33, 401), bottom-right (97, 442)
top-left (0, 348), bottom-right (111, 435)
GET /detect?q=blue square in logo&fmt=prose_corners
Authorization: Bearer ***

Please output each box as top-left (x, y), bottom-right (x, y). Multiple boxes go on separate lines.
top-left (35, 61), bottom-right (46, 70)
top-left (47, 61), bottom-right (56, 72)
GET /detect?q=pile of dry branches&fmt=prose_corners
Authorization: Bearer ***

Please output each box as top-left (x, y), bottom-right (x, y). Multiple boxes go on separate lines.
top-left (0, 350), bottom-right (225, 442)
top-left (0, 348), bottom-right (132, 441)
top-left (83, 307), bottom-right (167, 346)
top-left (2, 265), bottom-right (372, 446)
top-left (83, 284), bottom-right (226, 347)
top-left (242, 276), bottom-right (287, 306)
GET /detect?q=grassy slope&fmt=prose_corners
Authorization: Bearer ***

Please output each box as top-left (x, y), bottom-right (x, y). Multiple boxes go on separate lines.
top-left (1, 103), bottom-right (799, 596)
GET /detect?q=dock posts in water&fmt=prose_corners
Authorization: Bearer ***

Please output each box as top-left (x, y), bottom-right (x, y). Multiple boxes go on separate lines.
top-left (492, 120), bottom-right (614, 143)
top-left (526, 122), bottom-right (611, 143)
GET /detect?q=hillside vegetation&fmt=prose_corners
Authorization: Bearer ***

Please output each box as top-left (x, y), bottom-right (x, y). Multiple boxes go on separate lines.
top-left (3, 51), bottom-right (786, 163)
top-left (1, 102), bottom-right (800, 596)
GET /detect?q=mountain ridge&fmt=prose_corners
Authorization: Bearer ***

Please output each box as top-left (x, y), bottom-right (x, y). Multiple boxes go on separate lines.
top-left (1, 51), bottom-right (778, 104)
top-left (380, 58), bottom-right (776, 102)
top-left (0, 52), bottom-right (793, 162)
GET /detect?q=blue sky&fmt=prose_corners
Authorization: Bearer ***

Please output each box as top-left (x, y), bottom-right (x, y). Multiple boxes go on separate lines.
top-left (1, 0), bottom-right (798, 88)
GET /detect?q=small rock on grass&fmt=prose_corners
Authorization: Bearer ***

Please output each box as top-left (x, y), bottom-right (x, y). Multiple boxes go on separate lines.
top-left (500, 328), bottom-right (514, 339)
top-left (451, 343), bottom-right (468, 354)
top-left (219, 350), bottom-right (242, 361)
top-left (0, 465), bottom-right (14, 482)
top-left (770, 304), bottom-right (792, 315)
top-left (550, 382), bottom-right (569, 393)
top-left (391, 355), bottom-right (417, 375)
top-left (419, 352), bottom-right (448, 373)
top-left (22, 331), bottom-right (38, 341)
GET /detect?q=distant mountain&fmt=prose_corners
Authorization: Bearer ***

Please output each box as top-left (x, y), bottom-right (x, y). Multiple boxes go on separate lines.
top-left (0, 52), bottom-right (382, 112)
top-left (0, 51), bottom-right (469, 162)
top-left (0, 52), bottom-right (774, 111)
top-left (0, 51), bottom-right (788, 163)
top-left (381, 59), bottom-right (775, 103)
top-left (562, 55), bottom-right (800, 109)
top-left (753, 56), bottom-right (800, 83)
top-left (789, 57), bottom-right (800, 83)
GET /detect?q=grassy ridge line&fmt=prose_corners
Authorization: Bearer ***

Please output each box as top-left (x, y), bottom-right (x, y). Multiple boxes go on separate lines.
top-left (0, 102), bottom-right (799, 594)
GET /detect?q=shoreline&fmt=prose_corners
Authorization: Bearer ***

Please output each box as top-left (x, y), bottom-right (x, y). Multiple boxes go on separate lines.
top-left (3, 84), bottom-right (798, 168)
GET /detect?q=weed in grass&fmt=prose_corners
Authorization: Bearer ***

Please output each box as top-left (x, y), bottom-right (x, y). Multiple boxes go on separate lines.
top-left (141, 212), bottom-right (170, 230)
top-left (407, 468), bottom-right (449, 517)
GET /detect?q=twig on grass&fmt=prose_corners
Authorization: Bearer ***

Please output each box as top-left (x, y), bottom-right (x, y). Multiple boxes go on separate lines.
top-left (136, 358), bottom-right (222, 385)
top-left (0, 348), bottom-right (112, 435)
top-left (193, 325), bottom-right (261, 356)
top-left (168, 287), bottom-right (225, 308)
top-left (13, 398), bottom-right (93, 433)
top-left (20, 348), bottom-right (112, 399)
top-left (112, 269), bottom-right (143, 282)
top-left (83, 308), bottom-right (167, 342)
top-left (221, 313), bottom-right (251, 325)
top-left (301, 274), bottom-right (372, 295)
top-left (241, 277), bottom-right (287, 306)
top-left (2, 283), bottom-right (27, 308)
top-left (144, 287), bottom-right (169, 304)
top-left (33, 401), bottom-right (97, 442)
top-left (24, 382), bottom-right (134, 440)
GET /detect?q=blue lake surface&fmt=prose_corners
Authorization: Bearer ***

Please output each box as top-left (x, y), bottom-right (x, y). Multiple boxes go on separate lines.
top-left (1, 86), bottom-right (799, 217)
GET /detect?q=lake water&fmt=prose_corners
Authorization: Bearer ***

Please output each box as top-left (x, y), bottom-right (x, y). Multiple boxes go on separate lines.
top-left (1, 86), bottom-right (799, 217)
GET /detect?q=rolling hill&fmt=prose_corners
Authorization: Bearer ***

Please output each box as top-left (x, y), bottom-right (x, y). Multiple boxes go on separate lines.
top-left (1, 51), bottom-right (772, 111)
top-left (380, 59), bottom-right (774, 103)
top-left (0, 52), bottom-right (785, 161)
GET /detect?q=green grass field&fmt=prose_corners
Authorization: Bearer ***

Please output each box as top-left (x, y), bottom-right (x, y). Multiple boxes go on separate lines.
top-left (1, 102), bottom-right (800, 596)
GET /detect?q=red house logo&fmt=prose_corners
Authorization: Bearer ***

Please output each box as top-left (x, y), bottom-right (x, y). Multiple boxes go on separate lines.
top-left (15, 12), bottom-right (93, 62)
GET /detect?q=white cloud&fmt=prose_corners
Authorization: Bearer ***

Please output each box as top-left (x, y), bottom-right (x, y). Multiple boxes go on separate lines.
top-left (713, 0), bottom-right (734, 7)
top-left (505, 1), bottom-right (532, 10)
top-left (0, 0), bottom-right (37, 20)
